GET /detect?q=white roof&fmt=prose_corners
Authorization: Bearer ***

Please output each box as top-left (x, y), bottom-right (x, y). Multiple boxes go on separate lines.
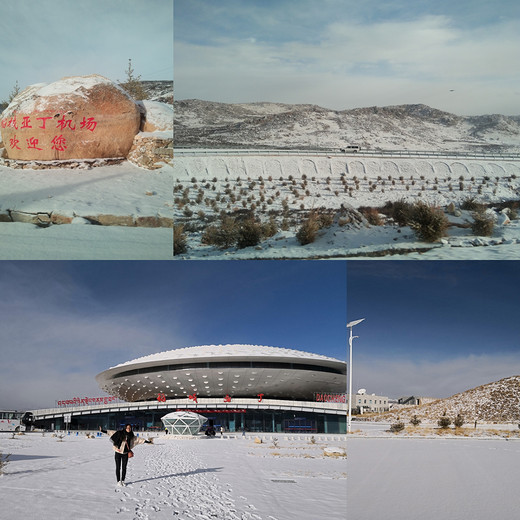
top-left (112, 344), bottom-right (342, 369)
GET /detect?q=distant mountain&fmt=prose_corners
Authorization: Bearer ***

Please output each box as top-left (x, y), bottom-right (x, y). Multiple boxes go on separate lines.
top-left (377, 376), bottom-right (520, 423)
top-left (174, 99), bottom-right (520, 153)
top-left (141, 80), bottom-right (173, 104)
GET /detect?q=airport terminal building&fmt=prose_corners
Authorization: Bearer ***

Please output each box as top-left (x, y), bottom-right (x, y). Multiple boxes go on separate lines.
top-left (31, 344), bottom-right (352, 434)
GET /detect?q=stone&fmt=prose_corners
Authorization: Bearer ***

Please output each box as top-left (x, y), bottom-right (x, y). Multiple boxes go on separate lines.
top-left (127, 133), bottom-right (173, 170)
top-left (85, 214), bottom-right (135, 227)
top-left (51, 213), bottom-right (74, 225)
top-left (323, 446), bottom-right (346, 458)
top-left (0, 75), bottom-right (140, 161)
top-left (138, 100), bottom-right (173, 132)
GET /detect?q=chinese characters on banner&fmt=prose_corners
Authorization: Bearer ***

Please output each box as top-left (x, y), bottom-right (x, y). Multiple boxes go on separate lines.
top-left (1, 114), bottom-right (98, 153)
top-left (56, 396), bottom-right (119, 408)
top-left (156, 392), bottom-right (266, 404)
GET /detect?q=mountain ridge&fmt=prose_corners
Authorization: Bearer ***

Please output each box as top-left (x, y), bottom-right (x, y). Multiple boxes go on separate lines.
top-left (174, 99), bottom-right (520, 152)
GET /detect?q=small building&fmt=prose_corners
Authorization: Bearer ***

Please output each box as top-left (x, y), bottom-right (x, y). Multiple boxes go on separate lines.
top-left (349, 389), bottom-right (389, 414)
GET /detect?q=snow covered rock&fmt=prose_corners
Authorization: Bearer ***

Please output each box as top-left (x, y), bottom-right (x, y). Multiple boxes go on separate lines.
top-left (139, 100), bottom-right (173, 132)
top-left (0, 75), bottom-right (140, 161)
top-left (323, 446), bottom-right (346, 458)
top-left (498, 209), bottom-right (511, 226)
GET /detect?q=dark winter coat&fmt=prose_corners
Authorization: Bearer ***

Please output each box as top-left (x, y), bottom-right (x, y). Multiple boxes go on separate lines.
top-left (109, 429), bottom-right (148, 454)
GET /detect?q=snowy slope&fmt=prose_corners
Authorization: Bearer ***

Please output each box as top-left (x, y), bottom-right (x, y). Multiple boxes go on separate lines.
top-left (175, 100), bottom-right (520, 153)
top-left (372, 375), bottom-right (520, 423)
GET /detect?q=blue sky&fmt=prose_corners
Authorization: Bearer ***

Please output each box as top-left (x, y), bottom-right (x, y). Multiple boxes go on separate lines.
top-left (0, 0), bottom-right (173, 103)
top-left (347, 261), bottom-right (520, 399)
top-left (0, 261), bottom-right (347, 410)
top-left (174, 0), bottom-right (520, 115)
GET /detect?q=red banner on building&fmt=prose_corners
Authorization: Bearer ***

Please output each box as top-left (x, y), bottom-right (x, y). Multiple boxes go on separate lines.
top-left (314, 392), bottom-right (346, 403)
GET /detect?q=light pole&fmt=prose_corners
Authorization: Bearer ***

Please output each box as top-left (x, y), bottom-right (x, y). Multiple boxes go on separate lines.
top-left (347, 318), bottom-right (365, 433)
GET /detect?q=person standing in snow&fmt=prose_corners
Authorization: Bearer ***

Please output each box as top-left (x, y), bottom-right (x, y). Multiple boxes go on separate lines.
top-left (100, 424), bottom-right (153, 486)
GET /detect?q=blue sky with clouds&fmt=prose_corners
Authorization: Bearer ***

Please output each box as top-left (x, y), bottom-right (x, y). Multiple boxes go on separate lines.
top-left (0, 0), bottom-right (173, 102)
top-left (174, 0), bottom-right (520, 115)
top-left (347, 261), bottom-right (520, 399)
top-left (0, 261), bottom-right (347, 410)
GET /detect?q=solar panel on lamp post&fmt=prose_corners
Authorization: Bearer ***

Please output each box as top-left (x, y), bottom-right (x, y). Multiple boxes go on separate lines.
top-left (346, 318), bottom-right (365, 433)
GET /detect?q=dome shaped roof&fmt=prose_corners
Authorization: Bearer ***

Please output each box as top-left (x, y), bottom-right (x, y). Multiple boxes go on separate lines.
top-left (111, 344), bottom-right (342, 369)
top-left (96, 344), bottom-right (346, 402)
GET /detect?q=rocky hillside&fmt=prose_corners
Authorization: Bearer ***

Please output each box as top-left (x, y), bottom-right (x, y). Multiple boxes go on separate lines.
top-left (375, 376), bottom-right (520, 424)
top-left (174, 99), bottom-right (520, 153)
top-left (141, 80), bottom-right (173, 104)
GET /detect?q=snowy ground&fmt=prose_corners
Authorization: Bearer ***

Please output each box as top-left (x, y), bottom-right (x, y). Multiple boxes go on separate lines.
top-left (0, 223), bottom-right (172, 259)
top-left (174, 152), bottom-right (520, 259)
top-left (0, 432), bottom-right (346, 520)
top-left (0, 161), bottom-right (173, 259)
top-left (348, 422), bottom-right (520, 520)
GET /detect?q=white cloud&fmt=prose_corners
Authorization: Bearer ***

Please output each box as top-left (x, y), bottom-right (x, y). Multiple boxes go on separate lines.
top-left (353, 353), bottom-right (520, 399)
top-left (175, 16), bottom-right (520, 114)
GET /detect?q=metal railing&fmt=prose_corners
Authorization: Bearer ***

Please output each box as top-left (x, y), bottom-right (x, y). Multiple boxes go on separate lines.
top-left (174, 148), bottom-right (520, 161)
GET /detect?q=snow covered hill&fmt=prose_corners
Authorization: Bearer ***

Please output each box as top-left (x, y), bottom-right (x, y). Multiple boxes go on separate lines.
top-left (141, 80), bottom-right (173, 104)
top-left (374, 375), bottom-right (520, 424)
top-left (174, 99), bottom-right (520, 153)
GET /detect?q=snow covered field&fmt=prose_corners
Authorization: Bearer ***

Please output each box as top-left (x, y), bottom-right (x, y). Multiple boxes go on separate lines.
top-left (0, 223), bottom-right (172, 259)
top-left (348, 423), bottom-right (520, 520)
top-left (0, 432), bottom-right (346, 520)
top-left (174, 152), bottom-right (520, 259)
top-left (0, 161), bottom-right (173, 259)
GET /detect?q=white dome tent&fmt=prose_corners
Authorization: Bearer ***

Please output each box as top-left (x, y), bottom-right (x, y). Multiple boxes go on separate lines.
top-left (161, 411), bottom-right (206, 435)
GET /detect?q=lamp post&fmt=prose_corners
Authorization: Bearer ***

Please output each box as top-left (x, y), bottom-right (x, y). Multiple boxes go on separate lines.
top-left (347, 318), bottom-right (365, 433)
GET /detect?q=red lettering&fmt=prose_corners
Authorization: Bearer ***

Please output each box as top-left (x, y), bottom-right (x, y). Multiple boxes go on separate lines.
top-left (51, 135), bottom-right (67, 151)
top-left (36, 116), bottom-right (53, 129)
top-left (9, 135), bottom-right (21, 150)
top-left (21, 116), bottom-right (32, 129)
top-left (257, 393), bottom-right (264, 402)
top-left (56, 115), bottom-right (76, 131)
top-left (80, 116), bottom-right (97, 131)
top-left (223, 394), bottom-right (232, 403)
top-left (26, 137), bottom-right (43, 151)
top-left (7, 116), bottom-right (18, 129)
top-left (188, 393), bottom-right (198, 403)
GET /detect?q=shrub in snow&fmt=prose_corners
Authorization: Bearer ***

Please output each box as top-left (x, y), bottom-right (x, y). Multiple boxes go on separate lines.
top-left (389, 422), bottom-right (405, 433)
top-left (454, 414), bottom-right (464, 428)
top-left (262, 217), bottom-right (278, 239)
top-left (471, 210), bottom-right (495, 237)
top-left (360, 207), bottom-right (383, 226)
top-left (296, 212), bottom-right (320, 245)
top-left (382, 200), bottom-right (414, 227)
top-left (408, 203), bottom-right (449, 242)
top-left (237, 218), bottom-right (263, 249)
top-left (410, 415), bottom-right (421, 427)
top-left (173, 224), bottom-right (188, 256)
top-left (438, 415), bottom-right (452, 429)
top-left (201, 216), bottom-right (238, 250)
top-left (461, 197), bottom-right (485, 212)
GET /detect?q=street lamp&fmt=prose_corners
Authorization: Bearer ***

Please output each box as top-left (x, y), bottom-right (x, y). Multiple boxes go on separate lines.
top-left (347, 318), bottom-right (365, 433)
